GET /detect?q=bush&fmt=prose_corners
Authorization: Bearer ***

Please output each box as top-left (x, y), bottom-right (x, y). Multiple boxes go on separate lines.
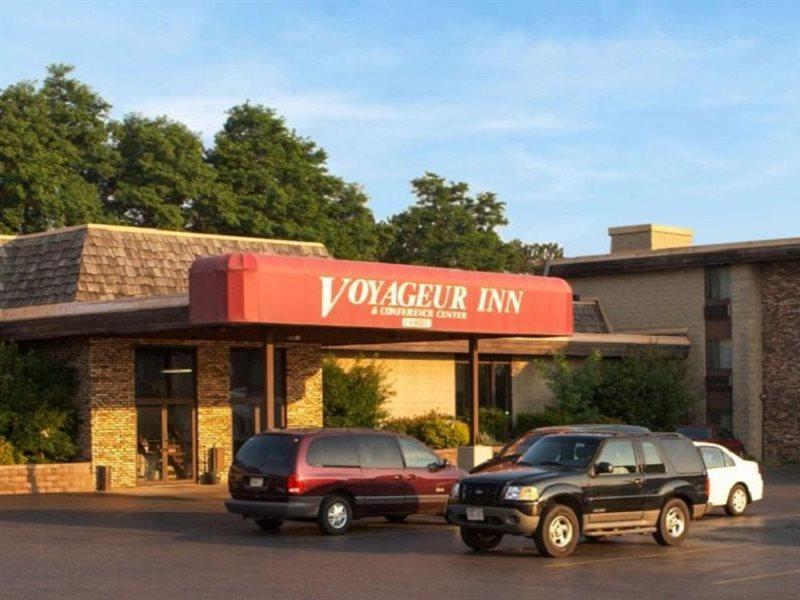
top-left (479, 407), bottom-right (511, 442)
top-left (383, 411), bottom-right (469, 449)
top-left (0, 437), bottom-right (22, 465)
top-left (322, 357), bottom-right (393, 428)
top-left (513, 409), bottom-right (566, 435)
top-left (540, 350), bottom-right (695, 431)
top-left (0, 343), bottom-right (79, 463)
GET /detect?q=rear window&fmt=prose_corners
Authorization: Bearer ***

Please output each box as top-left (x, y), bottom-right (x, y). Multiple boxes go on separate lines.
top-left (307, 436), bottom-right (360, 467)
top-left (356, 435), bottom-right (404, 469)
top-left (235, 434), bottom-right (298, 468)
top-left (660, 438), bottom-right (704, 474)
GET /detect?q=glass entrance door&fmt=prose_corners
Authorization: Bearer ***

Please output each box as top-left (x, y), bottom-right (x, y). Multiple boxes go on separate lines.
top-left (137, 407), bottom-right (163, 482)
top-left (136, 405), bottom-right (195, 484)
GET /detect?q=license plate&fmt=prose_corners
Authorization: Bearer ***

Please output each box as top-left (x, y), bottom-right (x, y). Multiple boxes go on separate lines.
top-left (466, 507), bottom-right (484, 521)
top-left (249, 477), bottom-right (264, 488)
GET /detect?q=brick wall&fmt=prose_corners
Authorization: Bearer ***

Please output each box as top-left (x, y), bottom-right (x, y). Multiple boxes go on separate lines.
top-left (286, 344), bottom-right (324, 428)
top-left (762, 261), bottom-right (800, 463)
top-left (0, 463), bottom-right (93, 495)
top-left (730, 264), bottom-right (764, 458)
top-left (333, 352), bottom-right (456, 418)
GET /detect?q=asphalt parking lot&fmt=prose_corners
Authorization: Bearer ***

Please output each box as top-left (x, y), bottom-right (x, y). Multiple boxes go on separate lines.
top-left (1, 467), bottom-right (798, 600)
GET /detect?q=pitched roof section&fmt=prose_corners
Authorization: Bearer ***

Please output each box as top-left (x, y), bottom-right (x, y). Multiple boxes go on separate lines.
top-left (573, 299), bottom-right (610, 334)
top-left (0, 224), bottom-right (329, 309)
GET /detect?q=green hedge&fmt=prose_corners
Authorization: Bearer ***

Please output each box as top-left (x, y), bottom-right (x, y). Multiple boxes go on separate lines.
top-left (322, 357), bottom-right (392, 428)
top-left (383, 411), bottom-right (469, 449)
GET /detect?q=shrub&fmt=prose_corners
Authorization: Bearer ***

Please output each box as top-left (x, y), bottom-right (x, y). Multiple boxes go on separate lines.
top-left (0, 342), bottom-right (79, 463)
top-left (513, 409), bottom-right (566, 435)
top-left (383, 411), bottom-right (469, 449)
top-left (479, 407), bottom-right (511, 442)
top-left (540, 350), bottom-right (695, 431)
top-left (0, 437), bottom-right (22, 465)
top-left (322, 357), bottom-right (393, 428)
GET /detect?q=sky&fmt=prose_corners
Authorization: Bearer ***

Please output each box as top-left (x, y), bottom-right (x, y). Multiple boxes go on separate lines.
top-left (1, 1), bottom-right (799, 256)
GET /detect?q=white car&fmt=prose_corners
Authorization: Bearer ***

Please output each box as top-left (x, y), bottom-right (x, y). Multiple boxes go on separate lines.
top-left (695, 442), bottom-right (763, 516)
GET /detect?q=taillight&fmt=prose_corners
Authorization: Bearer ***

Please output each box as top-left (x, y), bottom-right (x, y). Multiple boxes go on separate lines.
top-left (287, 473), bottom-right (303, 495)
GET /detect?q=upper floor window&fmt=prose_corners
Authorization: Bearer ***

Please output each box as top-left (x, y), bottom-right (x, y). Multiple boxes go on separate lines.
top-left (135, 347), bottom-right (195, 400)
top-left (705, 267), bottom-right (731, 301)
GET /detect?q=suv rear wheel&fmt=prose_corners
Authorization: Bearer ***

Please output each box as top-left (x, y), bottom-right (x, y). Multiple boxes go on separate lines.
top-left (653, 498), bottom-right (689, 546)
top-left (254, 516), bottom-right (283, 532)
top-left (318, 494), bottom-right (353, 535)
top-left (460, 527), bottom-right (503, 552)
top-left (725, 484), bottom-right (748, 516)
top-left (533, 504), bottom-right (580, 558)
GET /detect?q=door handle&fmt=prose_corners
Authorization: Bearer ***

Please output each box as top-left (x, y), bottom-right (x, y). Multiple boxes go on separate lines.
top-left (393, 474), bottom-right (404, 481)
top-left (633, 478), bottom-right (644, 485)
top-left (406, 474), bottom-right (417, 480)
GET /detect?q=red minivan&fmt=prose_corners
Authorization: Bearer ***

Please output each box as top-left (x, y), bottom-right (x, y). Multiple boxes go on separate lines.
top-left (225, 429), bottom-right (466, 535)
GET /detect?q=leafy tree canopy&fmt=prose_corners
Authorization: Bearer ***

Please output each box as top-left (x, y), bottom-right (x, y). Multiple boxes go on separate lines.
top-left (380, 173), bottom-right (561, 272)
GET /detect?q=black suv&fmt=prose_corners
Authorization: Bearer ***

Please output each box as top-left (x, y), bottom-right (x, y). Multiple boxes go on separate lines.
top-left (446, 432), bottom-right (708, 558)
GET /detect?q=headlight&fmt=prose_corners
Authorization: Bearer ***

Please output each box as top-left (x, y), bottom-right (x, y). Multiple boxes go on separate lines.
top-left (504, 485), bottom-right (539, 501)
top-left (449, 482), bottom-right (461, 500)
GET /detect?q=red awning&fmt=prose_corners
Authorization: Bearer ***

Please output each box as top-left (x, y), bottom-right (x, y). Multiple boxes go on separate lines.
top-left (189, 254), bottom-right (573, 337)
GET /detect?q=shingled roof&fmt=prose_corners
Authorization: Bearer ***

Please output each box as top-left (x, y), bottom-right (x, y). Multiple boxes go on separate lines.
top-left (0, 224), bottom-right (329, 309)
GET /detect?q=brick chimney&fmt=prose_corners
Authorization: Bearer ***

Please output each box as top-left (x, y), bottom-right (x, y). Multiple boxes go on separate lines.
top-left (608, 224), bottom-right (694, 254)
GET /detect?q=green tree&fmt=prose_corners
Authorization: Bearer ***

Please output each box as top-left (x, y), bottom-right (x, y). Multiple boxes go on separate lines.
top-left (380, 173), bottom-right (561, 272)
top-left (0, 64), bottom-right (115, 233)
top-left (202, 103), bottom-right (380, 259)
top-left (0, 342), bottom-right (79, 463)
top-left (322, 357), bottom-right (392, 428)
top-left (108, 115), bottom-right (223, 229)
top-left (541, 352), bottom-right (605, 423)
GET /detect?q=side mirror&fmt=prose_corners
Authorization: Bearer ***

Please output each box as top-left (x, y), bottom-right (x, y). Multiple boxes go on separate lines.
top-left (431, 458), bottom-right (449, 470)
top-left (593, 461), bottom-right (614, 476)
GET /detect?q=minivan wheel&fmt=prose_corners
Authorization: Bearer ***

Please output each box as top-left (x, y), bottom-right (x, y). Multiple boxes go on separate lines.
top-left (460, 527), bottom-right (503, 552)
top-left (653, 498), bottom-right (689, 546)
top-left (318, 495), bottom-right (353, 535)
top-left (725, 484), bottom-right (749, 517)
top-left (385, 514), bottom-right (409, 524)
top-left (254, 516), bottom-right (283, 532)
top-left (533, 504), bottom-right (580, 558)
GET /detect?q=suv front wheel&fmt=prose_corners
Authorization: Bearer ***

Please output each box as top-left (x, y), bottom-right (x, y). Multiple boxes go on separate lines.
top-left (533, 504), bottom-right (580, 558)
top-left (318, 494), bottom-right (353, 535)
top-left (653, 498), bottom-right (689, 546)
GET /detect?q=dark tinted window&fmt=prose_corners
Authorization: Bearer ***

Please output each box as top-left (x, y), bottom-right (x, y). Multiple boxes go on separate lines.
top-left (700, 446), bottom-right (726, 470)
top-left (595, 440), bottom-right (638, 474)
top-left (307, 436), bottom-right (360, 468)
top-left (520, 436), bottom-right (600, 469)
top-left (661, 438), bottom-right (704, 474)
top-left (677, 427), bottom-right (710, 440)
top-left (235, 434), bottom-right (298, 468)
top-left (641, 441), bottom-right (666, 474)
top-left (399, 437), bottom-right (440, 469)
top-left (356, 435), bottom-right (404, 469)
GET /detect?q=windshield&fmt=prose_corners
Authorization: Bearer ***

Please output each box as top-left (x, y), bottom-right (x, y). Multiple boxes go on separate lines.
top-left (500, 433), bottom-right (545, 458)
top-left (519, 436), bottom-right (601, 469)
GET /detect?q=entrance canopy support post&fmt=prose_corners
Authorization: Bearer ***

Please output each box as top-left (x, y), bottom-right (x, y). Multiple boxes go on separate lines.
top-left (468, 336), bottom-right (479, 446)
top-left (263, 332), bottom-right (276, 430)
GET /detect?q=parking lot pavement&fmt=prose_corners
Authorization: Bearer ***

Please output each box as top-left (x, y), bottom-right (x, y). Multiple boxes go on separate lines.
top-left (0, 468), bottom-right (798, 600)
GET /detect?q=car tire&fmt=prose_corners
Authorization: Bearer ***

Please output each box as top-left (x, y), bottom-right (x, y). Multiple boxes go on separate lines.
top-left (724, 484), bottom-right (749, 517)
top-left (533, 504), bottom-right (580, 558)
top-left (459, 527), bottom-right (503, 552)
top-left (254, 516), bottom-right (283, 532)
top-left (385, 514), bottom-right (409, 524)
top-left (317, 495), bottom-right (353, 535)
top-left (653, 498), bottom-right (690, 546)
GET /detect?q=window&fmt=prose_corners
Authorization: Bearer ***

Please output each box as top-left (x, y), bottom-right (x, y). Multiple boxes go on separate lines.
top-left (700, 446), bottom-right (726, 470)
top-left (595, 440), bottom-right (637, 474)
top-left (455, 360), bottom-right (512, 420)
top-left (230, 348), bottom-right (264, 401)
top-left (723, 452), bottom-right (735, 467)
top-left (399, 437), bottom-right (441, 469)
top-left (135, 348), bottom-right (195, 400)
top-left (661, 438), bottom-right (704, 474)
top-left (706, 340), bottom-right (732, 370)
top-left (705, 267), bottom-right (731, 300)
top-left (355, 435), bottom-right (404, 469)
top-left (307, 436), bottom-right (360, 468)
top-left (640, 441), bottom-right (666, 474)
top-left (520, 436), bottom-right (600, 469)
top-left (234, 434), bottom-right (298, 468)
